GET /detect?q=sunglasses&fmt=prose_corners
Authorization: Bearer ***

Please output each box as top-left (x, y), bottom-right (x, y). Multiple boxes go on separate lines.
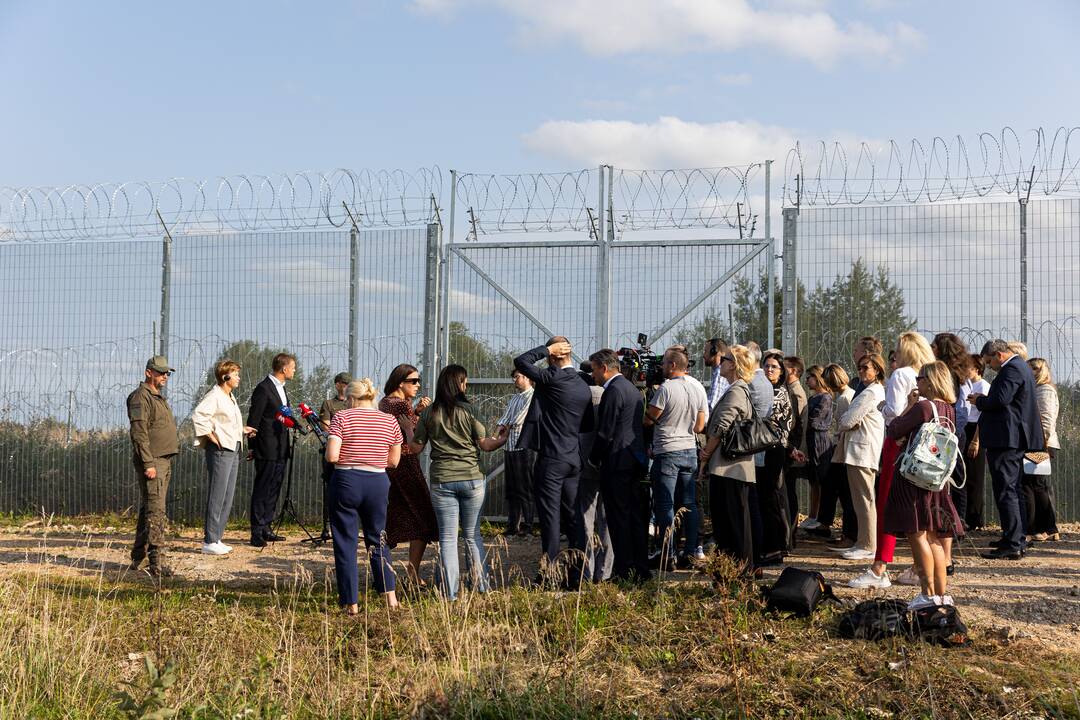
top-left (916, 374), bottom-right (928, 380)
top-left (150, 369), bottom-right (172, 377)
top-left (721, 355), bottom-right (735, 363)
top-left (402, 378), bottom-right (421, 385)
top-left (764, 364), bottom-right (782, 371)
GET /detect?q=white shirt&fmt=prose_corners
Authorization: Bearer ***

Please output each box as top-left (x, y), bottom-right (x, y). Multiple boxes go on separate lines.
top-left (268, 373), bottom-right (288, 408)
top-left (883, 366), bottom-right (917, 427)
top-left (496, 387), bottom-right (534, 452)
top-left (191, 385), bottom-right (245, 450)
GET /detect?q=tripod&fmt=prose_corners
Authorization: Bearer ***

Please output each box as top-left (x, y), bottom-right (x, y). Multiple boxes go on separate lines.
top-left (273, 428), bottom-right (322, 545)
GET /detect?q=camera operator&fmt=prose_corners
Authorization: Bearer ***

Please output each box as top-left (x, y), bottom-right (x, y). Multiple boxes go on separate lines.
top-left (644, 348), bottom-right (709, 568)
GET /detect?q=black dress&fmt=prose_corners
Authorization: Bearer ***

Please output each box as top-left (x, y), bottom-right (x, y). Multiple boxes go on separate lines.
top-left (379, 397), bottom-right (438, 546)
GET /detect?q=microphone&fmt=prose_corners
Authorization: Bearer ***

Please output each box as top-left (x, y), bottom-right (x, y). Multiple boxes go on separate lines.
top-left (298, 403), bottom-right (329, 444)
top-left (275, 409), bottom-right (297, 429)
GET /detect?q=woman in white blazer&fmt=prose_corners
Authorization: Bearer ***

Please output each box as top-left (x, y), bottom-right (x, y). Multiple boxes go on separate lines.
top-left (831, 353), bottom-right (886, 560)
top-left (191, 360), bottom-right (256, 555)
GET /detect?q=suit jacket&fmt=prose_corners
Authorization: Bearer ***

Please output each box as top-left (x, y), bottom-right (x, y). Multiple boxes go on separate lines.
top-left (832, 382), bottom-right (885, 470)
top-left (975, 356), bottom-right (1044, 451)
top-left (248, 376), bottom-right (290, 461)
top-left (589, 374), bottom-right (645, 473)
top-left (514, 346), bottom-right (594, 466)
top-left (578, 385), bottom-right (604, 479)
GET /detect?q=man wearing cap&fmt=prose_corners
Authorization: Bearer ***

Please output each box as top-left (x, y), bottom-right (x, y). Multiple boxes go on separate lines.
top-left (126, 355), bottom-right (180, 578)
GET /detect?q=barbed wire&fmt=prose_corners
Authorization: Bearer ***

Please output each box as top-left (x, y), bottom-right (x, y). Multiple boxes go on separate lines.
top-left (784, 126), bottom-right (1080, 206)
top-left (0, 168), bottom-right (442, 243)
top-left (455, 164), bottom-right (762, 236)
top-left (611, 165), bottom-right (760, 232)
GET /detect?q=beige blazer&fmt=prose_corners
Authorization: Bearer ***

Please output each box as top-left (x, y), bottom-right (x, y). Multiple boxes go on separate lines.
top-left (191, 385), bottom-right (245, 450)
top-left (832, 383), bottom-right (885, 470)
top-left (1035, 384), bottom-right (1060, 450)
top-left (705, 379), bottom-right (756, 483)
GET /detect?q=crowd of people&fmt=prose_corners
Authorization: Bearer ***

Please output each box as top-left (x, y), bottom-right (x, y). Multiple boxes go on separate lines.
top-left (124, 330), bottom-right (1064, 613)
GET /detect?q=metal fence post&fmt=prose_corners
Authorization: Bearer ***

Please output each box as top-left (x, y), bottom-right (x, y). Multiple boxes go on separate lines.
top-left (348, 225), bottom-right (359, 377)
top-left (423, 222), bottom-right (441, 391)
top-left (440, 170), bottom-right (457, 365)
top-left (1019, 196), bottom-right (1028, 344)
top-left (781, 207), bottom-right (798, 357)
top-left (596, 165), bottom-right (609, 348)
top-left (765, 160), bottom-right (775, 347)
top-left (159, 233), bottom-right (171, 360)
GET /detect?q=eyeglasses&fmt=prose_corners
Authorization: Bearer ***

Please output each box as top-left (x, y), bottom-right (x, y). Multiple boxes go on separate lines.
top-left (764, 364), bottom-right (782, 371)
top-left (403, 378), bottom-right (421, 385)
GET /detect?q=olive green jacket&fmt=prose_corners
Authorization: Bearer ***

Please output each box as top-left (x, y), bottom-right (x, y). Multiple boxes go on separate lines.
top-left (127, 382), bottom-right (179, 469)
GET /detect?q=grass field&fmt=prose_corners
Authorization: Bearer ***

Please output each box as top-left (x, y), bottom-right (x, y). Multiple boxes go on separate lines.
top-left (0, 517), bottom-right (1078, 719)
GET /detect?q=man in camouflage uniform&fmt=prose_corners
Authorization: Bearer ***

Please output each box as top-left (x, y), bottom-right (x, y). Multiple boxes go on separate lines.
top-left (127, 355), bottom-right (179, 577)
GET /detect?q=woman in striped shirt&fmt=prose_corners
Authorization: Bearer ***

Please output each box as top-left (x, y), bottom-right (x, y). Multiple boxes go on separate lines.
top-left (325, 378), bottom-right (403, 613)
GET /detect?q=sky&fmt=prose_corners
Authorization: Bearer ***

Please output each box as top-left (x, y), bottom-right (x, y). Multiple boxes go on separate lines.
top-left (1, 0), bottom-right (1078, 188)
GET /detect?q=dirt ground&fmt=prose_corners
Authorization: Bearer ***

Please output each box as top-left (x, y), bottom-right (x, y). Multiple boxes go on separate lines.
top-left (2, 519), bottom-right (1078, 652)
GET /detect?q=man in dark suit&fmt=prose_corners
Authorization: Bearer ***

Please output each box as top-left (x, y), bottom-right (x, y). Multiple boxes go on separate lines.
top-left (248, 352), bottom-right (296, 546)
top-left (970, 339), bottom-right (1044, 559)
top-left (514, 337), bottom-right (594, 574)
top-left (589, 349), bottom-right (651, 582)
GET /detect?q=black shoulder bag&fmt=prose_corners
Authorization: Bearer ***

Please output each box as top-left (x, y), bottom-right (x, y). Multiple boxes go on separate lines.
top-left (721, 385), bottom-right (783, 459)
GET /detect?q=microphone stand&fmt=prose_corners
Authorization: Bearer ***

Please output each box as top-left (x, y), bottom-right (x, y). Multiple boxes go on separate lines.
top-left (297, 414), bottom-right (332, 547)
top-left (273, 426), bottom-right (321, 545)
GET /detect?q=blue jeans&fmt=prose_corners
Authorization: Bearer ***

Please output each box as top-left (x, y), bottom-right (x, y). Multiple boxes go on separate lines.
top-left (430, 478), bottom-right (488, 600)
top-left (650, 448), bottom-right (700, 556)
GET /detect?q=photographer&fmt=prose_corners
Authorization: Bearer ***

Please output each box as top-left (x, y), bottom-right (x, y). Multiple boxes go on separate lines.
top-left (644, 348), bottom-right (709, 568)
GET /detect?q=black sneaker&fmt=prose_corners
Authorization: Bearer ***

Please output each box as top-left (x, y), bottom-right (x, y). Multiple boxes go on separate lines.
top-left (127, 559), bottom-right (144, 572)
top-left (265, 532), bottom-right (286, 542)
top-left (250, 537), bottom-right (267, 548)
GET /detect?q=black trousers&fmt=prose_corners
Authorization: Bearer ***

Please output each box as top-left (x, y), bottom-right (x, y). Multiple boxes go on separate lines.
top-left (816, 461), bottom-right (857, 541)
top-left (958, 422), bottom-right (986, 528)
top-left (598, 468), bottom-right (651, 581)
top-left (710, 475), bottom-right (753, 569)
top-left (757, 447), bottom-right (790, 556)
top-left (533, 455), bottom-right (581, 562)
top-left (250, 458), bottom-right (287, 540)
top-left (987, 447), bottom-right (1024, 552)
top-left (504, 449), bottom-right (536, 533)
top-left (1022, 472), bottom-right (1060, 535)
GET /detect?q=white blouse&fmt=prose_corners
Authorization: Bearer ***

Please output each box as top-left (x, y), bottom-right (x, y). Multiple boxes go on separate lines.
top-left (191, 385), bottom-right (245, 451)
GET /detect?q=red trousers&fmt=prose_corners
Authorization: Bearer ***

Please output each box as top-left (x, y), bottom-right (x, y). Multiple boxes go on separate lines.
top-left (874, 438), bottom-right (900, 564)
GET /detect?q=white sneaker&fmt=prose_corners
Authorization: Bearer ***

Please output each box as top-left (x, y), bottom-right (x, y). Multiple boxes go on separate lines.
top-left (841, 548), bottom-right (875, 561)
top-left (939, 595), bottom-right (955, 606)
top-left (798, 518), bottom-right (822, 530)
top-left (201, 542), bottom-right (230, 555)
top-left (896, 566), bottom-right (921, 586)
top-left (220, 542), bottom-right (233, 552)
top-left (693, 546), bottom-right (706, 562)
top-left (848, 567), bottom-right (891, 589)
top-left (828, 544), bottom-right (856, 553)
top-left (907, 593), bottom-right (937, 611)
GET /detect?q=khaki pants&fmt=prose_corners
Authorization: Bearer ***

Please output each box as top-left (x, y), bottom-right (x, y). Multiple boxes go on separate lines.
top-left (846, 464), bottom-right (876, 553)
top-left (131, 456), bottom-right (173, 565)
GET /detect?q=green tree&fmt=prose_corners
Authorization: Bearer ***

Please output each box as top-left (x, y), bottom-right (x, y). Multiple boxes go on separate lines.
top-left (801, 259), bottom-right (915, 368)
top-left (444, 321), bottom-right (517, 379)
top-left (200, 340), bottom-right (310, 410)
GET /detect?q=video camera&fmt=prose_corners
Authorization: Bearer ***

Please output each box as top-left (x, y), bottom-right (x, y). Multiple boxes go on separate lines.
top-left (617, 333), bottom-right (694, 388)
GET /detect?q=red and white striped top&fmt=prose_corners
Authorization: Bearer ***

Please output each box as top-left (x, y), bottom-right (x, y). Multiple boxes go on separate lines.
top-left (328, 407), bottom-right (403, 468)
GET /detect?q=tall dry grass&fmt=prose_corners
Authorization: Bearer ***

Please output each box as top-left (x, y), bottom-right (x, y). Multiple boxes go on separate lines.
top-left (0, 530), bottom-right (1077, 719)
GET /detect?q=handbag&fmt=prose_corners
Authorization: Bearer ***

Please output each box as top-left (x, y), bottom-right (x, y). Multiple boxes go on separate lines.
top-left (764, 567), bottom-right (836, 616)
top-left (721, 385), bottom-right (783, 459)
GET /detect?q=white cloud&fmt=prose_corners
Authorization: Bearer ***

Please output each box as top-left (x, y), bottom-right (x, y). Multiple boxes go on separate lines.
top-left (523, 116), bottom-right (797, 168)
top-left (410, 0), bottom-right (923, 68)
top-left (716, 72), bottom-right (752, 86)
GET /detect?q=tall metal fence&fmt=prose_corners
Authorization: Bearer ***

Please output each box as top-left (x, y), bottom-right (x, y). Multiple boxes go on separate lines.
top-left (2, 126), bottom-right (1080, 523)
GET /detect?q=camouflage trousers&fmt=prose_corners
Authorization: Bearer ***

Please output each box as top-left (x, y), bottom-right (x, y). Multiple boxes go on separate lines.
top-left (131, 456), bottom-right (173, 566)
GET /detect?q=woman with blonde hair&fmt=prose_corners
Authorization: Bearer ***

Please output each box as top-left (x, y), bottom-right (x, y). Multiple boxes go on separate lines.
top-left (326, 378), bottom-right (404, 613)
top-left (191, 359), bottom-right (257, 555)
top-left (1024, 358), bottom-right (1061, 542)
top-left (850, 331), bottom-right (934, 589)
top-left (881, 361), bottom-right (964, 608)
top-left (699, 345), bottom-right (758, 571)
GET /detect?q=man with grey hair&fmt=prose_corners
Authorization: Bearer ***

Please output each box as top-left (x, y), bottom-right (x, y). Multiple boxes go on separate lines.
top-left (970, 339), bottom-right (1044, 559)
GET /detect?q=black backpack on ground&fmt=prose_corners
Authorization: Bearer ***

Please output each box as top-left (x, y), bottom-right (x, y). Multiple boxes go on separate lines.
top-left (837, 599), bottom-right (911, 640)
top-left (765, 567), bottom-right (837, 616)
top-left (911, 604), bottom-right (971, 647)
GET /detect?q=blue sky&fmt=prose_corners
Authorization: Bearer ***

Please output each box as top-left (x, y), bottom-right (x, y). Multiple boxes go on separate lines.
top-left (2, 0), bottom-right (1078, 187)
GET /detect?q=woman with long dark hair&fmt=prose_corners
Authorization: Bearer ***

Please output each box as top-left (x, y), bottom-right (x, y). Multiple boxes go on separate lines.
top-left (407, 364), bottom-right (508, 600)
top-left (380, 363), bottom-right (439, 586)
top-left (757, 351), bottom-right (793, 565)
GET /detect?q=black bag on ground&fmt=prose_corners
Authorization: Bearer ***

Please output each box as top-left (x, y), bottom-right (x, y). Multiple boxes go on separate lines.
top-left (765, 567), bottom-right (834, 616)
top-left (911, 604), bottom-right (971, 647)
top-left (837, 599), bottom-right (911, 641)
